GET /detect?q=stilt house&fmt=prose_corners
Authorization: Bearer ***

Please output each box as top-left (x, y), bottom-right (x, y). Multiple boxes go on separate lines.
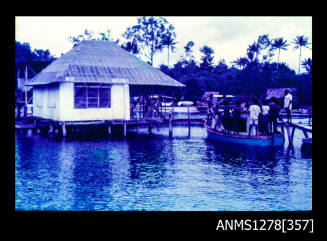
top-left (26, 40), bottom-right (184, 122)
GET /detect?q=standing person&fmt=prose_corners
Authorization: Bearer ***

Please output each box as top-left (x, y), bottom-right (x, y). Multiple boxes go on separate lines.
top-left (269, 97), bottom-right (280, 134)
top-left (232, 101), bottom-right (243, 135)
top-left (222, 100), bottom-right (231, 134)
top-left (261, 99), bottom-right (270, 135)
top-left (240, 94), bottom-right (248, 111)
top-left (213, 105), bottom-right (222, 131)
top-left (284, 89), bottom-right (293, 123)
top-left (207, 93), bottom-right (214, 122)
top-left (248, 98), bottom-right (261, 136)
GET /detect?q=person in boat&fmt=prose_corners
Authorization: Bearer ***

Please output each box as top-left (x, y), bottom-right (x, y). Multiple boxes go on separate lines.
top-left (213, 104), bottom-right (222, 131)
top-left (207, 93), bottom-right (214, 122)
top-left (284, 89), bottom-right (293, 123)
top-left (261, 99), bottom-right (270, 135)
top-left (240, 93), bottom-right (248, 111)
top-left (248, 98), bottom-right (261, 136)
top-left (268, 97), bottom-right (280, 134)
top-left (232, 100), bottom-right (243, 135)
top-left (222, 100), bottom-right (232, 134)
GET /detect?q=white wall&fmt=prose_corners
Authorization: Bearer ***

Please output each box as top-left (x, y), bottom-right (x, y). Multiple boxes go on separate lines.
top-left (59, 83), bottom-right (130, 121)
top-left (33, 82), bottom-right (130, 121)
top-left (33, 84), bottom-right (60, 120)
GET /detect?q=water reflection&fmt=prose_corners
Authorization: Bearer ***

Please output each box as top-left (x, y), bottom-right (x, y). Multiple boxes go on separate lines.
top-left (15, 125), bottom-right (312, 211)
top-left (126, 135), bottom-right (171, 189)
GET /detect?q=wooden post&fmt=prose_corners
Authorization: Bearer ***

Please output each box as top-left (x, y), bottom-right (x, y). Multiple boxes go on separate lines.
top-left (123, 123), bottom-right (127, 137)
top-left (291, 126), bottom-right (296, 141)
top-left (188, 106), bottom-right (191, 137)
top-left (286, 123), bottom-right (292, 145)
top-left (280, 122), bottom-right (285, 136)
top-left (148, 123), bottom-right (152, 134)
top-left (172, 88), bottom-right (175, 117)
top-left (108, 123), bottom-right (111, 135)
top-left (23, 106), bottom-right (27, 118)
top-left (164, 96), bottom-right (167, 119)
top-left (61, 122), bottom-right (66, 137)
top-left (169, 113), bottom-right (173, 138)
top-left (16, 105), bottom-right (21, 120)
top-left (49, 122), bottom-right (54, 134)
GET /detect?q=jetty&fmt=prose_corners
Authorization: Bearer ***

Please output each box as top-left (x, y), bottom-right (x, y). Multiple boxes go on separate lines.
top-left (279, 121), bottom-right (312, 146)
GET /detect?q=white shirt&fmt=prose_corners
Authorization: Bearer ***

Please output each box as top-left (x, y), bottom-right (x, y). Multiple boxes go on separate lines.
top-left (249, 104), bottom-right (261, 120)
top-left (262, 105), bottom-right (270, 115)
top-left (284, 93), bottom-right (292, 109)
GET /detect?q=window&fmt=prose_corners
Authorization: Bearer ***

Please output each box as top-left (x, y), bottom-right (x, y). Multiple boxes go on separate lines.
top-left (74, 84), bottom-right (111, 109)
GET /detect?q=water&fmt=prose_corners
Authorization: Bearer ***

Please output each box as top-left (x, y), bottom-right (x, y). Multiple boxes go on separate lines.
top-left (15, 118), bottom-right (312, 211)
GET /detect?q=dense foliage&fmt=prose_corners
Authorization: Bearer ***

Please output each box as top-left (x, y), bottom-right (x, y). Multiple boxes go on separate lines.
top-left (15, 41), bottom-right (56, 88)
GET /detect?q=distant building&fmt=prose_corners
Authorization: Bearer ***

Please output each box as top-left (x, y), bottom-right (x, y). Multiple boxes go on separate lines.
top-left (265, 88), bottom-right (297, 100)
top-left (26, 40), bottom-right (184, 122)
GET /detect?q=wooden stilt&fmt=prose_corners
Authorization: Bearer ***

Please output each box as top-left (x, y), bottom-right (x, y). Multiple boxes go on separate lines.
top-left (169, 113), bottom-right (173, 138)
top-left (61, 122), bottom-right (66, 137)
top-left (291, 126), bottom-right (296, 140)
top-left (303, 130), bottom-right (308, 138)
top-left (49, 123), bottom-right (54, 133)
top-left (188, 106), bottom-right (191, 137)
top-left (280, 122), bottom-right (285, 136)
top-left (123, 123), bottom-right (127, 137)
top-left (148, 123), bottom-right (152, 134)
top-left (286, 124), bottom-right (292, 145)
top-left (108, 123), bottom-right (111, 135)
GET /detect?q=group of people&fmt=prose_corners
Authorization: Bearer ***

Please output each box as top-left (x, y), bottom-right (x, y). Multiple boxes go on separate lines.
top-left (207, 90), bottom-right (293, 136)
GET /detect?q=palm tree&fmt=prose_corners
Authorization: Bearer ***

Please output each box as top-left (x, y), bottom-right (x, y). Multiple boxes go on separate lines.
top-left (184, 41), bottom-right (195, 61)
top-left (271, 37), bottom-right (289, 71)
top-left (301, 58), bottom-right (312, 75)
top-left (293, 35), bottom-right (310, 74)
top-left (161, 24), bottom-right (177, 68)
top-left (247, 42), bottom-right (260, 61)
top-left (232, 57), bottom-right (248, 69)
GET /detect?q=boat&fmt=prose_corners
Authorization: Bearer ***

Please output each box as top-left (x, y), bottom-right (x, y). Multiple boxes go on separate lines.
top-left (204, 120), bottom-right (284, 147)
top-left (178, 101), bottom-right (194, 106)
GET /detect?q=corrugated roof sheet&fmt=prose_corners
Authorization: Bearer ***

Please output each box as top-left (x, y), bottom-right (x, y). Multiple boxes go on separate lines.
top-left (26, 40), bottom-right (184, 87)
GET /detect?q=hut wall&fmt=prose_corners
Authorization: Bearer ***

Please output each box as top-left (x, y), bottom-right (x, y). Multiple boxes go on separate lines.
top-left (58, 83), bottom-right (130, 121)
top-left (32, 84), bottom-right (60, 120)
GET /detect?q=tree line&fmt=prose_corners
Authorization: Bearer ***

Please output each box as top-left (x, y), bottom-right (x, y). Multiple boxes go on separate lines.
top-left (15, 17), bottom-right (312, 107)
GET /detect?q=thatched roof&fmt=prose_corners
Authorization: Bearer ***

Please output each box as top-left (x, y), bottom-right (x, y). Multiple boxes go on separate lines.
top-left (26, 40), bottom-right (184, 87)
top-left (265, 88), bottom-right (297, 99)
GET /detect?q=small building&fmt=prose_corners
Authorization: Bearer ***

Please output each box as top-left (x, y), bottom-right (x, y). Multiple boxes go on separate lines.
top-left (265, 88), bottom-right (297, 100)
top-left (26, 40), bottom-right (184, 122)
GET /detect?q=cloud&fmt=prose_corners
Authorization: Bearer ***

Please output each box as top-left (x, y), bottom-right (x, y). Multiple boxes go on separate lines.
top-left (16, 16), bottom-right (312, 72)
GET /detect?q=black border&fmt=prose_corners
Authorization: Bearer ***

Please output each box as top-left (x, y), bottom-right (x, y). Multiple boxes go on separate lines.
top-left (8, 15), bottom-right (318, 238)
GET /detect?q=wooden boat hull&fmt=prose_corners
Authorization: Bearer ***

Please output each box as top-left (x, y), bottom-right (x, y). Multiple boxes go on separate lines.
top-left (204, 122), bottom-right (284, 147)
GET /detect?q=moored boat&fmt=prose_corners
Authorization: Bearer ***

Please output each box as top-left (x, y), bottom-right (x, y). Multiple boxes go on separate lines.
top-left (204, 121), bottom-right (284, 147)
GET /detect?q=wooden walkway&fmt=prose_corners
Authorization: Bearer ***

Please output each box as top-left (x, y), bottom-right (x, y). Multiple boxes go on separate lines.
top-left (15, 105), bottom-right (312, 144)
top-left (280, 121), bottom-right (312, 145)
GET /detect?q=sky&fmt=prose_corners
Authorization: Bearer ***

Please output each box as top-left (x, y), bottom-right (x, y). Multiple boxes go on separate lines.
top-left (15, 16), bottom-right (312, 72)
